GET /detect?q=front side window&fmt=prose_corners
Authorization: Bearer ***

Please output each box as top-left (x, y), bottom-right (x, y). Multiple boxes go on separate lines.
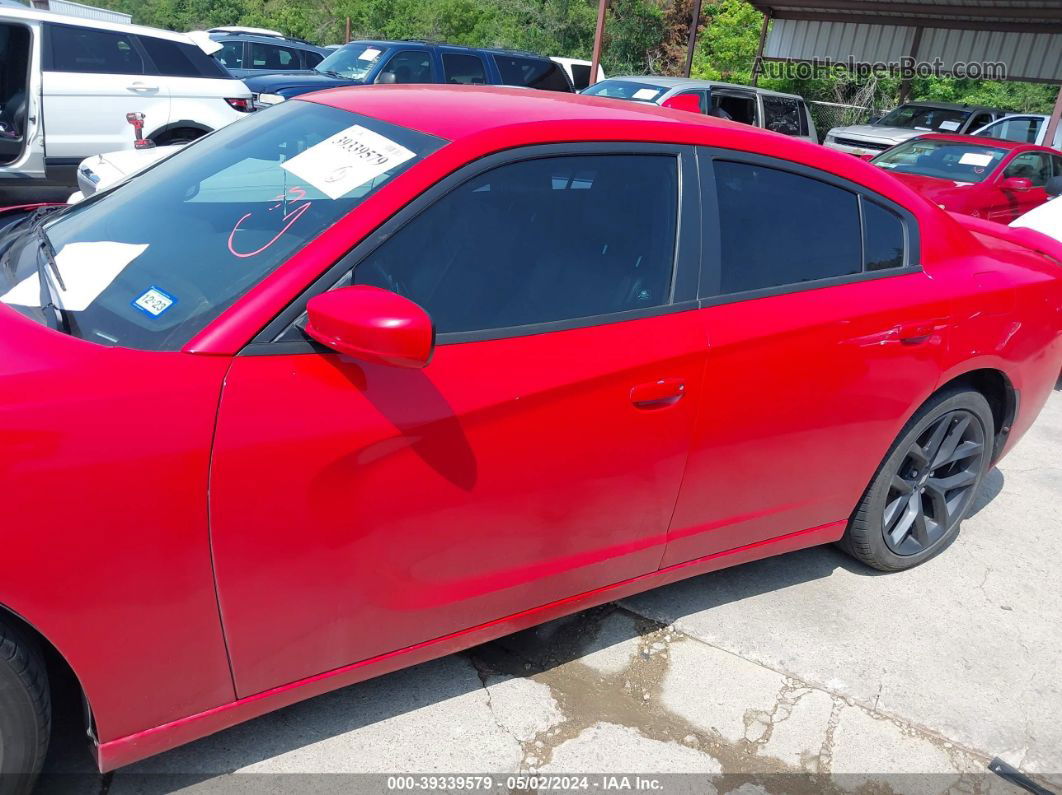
top-left (714, 161), bottom-right (862, 294)
top-left (493, 55), bottom-right (571, 92)
top-left (47, 24), bottom-right (144, 75)
top-left (378, 50), bottom-right (433, 84)
top-left (0, 102), bottom-right (444, 351)
top-left (442, 53), bottom-right (487, 85)
top-left (343, 154), bottom-right (678, 334)
top-left (1004, 153), bottom-right (1052, 186)
top-left (872, 139), bottom-right (1007, 184)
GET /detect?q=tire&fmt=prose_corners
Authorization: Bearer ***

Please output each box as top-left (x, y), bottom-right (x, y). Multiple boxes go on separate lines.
top-left (0, 620), bottom-right (50, 795)
top-left (839, 387), bottom-right (994, 572)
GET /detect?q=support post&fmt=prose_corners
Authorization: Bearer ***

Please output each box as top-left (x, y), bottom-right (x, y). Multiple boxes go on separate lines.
top-left (683, 0), bottom-right (704, 78)
top-left (751, 10), bottom-right (772, 86)
top-left (1044, 82), bottom-right (1062, 150)
top-left (589, 0), bottom-right (608, 86)
top-left (344, 16), bottom-right (351, 44)
top-left (898, 26), bottom-right (923, 104)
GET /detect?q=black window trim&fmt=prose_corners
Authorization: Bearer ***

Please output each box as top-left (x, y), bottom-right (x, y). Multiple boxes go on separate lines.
top-left (243, 142), bottom-right (702, 356)
top-left (695, 147), bottom-right (921, 308)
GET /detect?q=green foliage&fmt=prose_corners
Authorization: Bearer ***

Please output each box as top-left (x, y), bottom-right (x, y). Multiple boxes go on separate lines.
top-left (89, 0), bottom-right (1058, 113)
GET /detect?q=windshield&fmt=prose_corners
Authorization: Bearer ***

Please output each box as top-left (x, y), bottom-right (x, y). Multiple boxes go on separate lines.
top-left (315, 43), bottom-right (387, 79)
top-left (581, 79), bottom-right (666, 103)
top-left (0, 101), bottom-right (444, 351)
top-left (876, 104), bottom-right (971, 133)
top-left (872, 138), bottom-right (1007, 183)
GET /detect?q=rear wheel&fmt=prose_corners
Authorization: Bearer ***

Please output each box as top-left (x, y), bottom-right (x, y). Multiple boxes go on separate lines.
top-left (154, 128), bottom-right (205, 146)
top-left (0, 620), bottom-right (50, 795)
top-left (839, 388), bottom-right (993, 571)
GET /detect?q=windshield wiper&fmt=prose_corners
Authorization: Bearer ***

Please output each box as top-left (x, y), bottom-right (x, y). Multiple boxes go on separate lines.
top-left (31, 214), bottom-right (69, 333)
top-left (318, 69), bottom-right (345, 79)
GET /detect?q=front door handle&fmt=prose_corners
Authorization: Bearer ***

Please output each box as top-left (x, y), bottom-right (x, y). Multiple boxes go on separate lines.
top-left (127, 82), bottom-right (158, 92)
top-left (630, 378), bottom-right (686, 410)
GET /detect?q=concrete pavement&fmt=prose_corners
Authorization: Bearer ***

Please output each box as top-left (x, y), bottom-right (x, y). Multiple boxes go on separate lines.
top-left (43, 381), bottom-right (1062, 793)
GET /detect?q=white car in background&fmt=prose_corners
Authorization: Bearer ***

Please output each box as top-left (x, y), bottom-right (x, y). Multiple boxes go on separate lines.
top-left (974, 114), bottom-right (1062, 150)
top-left (0, 5), bottom-right (252, 186)
top-left (1010, 175), bottom-right (1062, 243)
top-left (68, 143), bottom-right (184, 203)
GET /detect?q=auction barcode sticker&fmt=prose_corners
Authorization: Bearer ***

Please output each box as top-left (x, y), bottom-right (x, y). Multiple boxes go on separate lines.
top-left (281, 125), bottom-right (416, 200)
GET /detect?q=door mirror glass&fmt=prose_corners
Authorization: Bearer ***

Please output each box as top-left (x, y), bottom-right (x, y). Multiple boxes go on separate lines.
top-left (305, 286), bottom-right (435, 368)
top-left (1001, 176), bottom-right (1034, 191)
top-left (661, 94), bottom-right (702, 114)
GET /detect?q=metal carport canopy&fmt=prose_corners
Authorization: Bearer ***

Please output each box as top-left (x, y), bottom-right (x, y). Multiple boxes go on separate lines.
top-left (747, 0), bottom-right (1062, 142)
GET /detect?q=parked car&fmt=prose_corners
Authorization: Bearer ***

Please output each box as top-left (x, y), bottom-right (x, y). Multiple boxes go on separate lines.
top-left (0, 5), bottom-right (252, 186)
top-left (207, 26), bottom-right (330, 78)
top-left (581, 76), bottom-right (817, 141)
top-left (973, 113), bottom-right (1062, 150)
top-left (824, 102), bottom-right (1009, 157)
top-left (1, 85), bottom-right (1061, 790)
top-left (550, 56), bottom-right (604, 91)
top-left (1011, 175), bottom-right (1062, 242)
top-left (68, 142), bottom-right (184, 202)
top-left (870, 134), bottom-right (1062, 223)
top-left (246, 40), bottom-right (572, 108)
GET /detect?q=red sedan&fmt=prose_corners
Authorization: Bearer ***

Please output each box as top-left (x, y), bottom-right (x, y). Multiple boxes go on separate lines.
top-left (870, 134), bottom-right (1062, 222)
top-left (1, 86), bottom-right (1061, 788)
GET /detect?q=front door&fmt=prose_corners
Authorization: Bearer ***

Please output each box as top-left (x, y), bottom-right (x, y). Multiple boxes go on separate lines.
top-left (986, 152), bottom-right (1052, 223)
top-left (210, 148), bottom-right (708, 697)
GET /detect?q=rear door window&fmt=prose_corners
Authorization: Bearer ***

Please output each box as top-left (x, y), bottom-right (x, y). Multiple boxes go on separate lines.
top-left (493, 55), bottom-right (571, 92)
top-left (217, 40), bottom-right (245, 71)
top-left (249, 42), bottom-right (300, 71)
top-left (442, 53), bottom-right (487, 85)
top-left (46, 23), bottom-right (145, 75)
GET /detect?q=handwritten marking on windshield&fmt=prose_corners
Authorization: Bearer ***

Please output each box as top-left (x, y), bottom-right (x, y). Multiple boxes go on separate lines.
top-left (227, 187), bottom-right (311, 259)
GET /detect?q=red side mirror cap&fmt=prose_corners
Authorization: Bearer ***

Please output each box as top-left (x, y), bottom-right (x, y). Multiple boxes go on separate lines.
top-left (661, 95), bottom-right (702, 114)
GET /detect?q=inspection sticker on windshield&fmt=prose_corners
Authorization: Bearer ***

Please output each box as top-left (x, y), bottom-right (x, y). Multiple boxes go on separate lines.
top-left (132, 286), bottom-right (176, 318)
top-left (280, 124), bottom-right (416, 200)
top-left (959, 152), bottom-right (994, 167)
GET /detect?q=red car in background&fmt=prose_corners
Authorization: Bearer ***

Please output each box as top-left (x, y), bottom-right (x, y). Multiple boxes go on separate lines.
top-left (870, 134), bottom-right (1062, 222)
top-left (1, 86), bottom-right (1061, 791)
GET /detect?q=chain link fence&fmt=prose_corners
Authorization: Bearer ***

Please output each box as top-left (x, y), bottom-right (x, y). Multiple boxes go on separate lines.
top-left (809, 101), bottom-right (883, 142)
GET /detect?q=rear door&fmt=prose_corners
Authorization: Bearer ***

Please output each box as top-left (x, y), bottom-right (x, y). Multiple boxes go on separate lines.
top-left (210, 146), bottom-right (708, 696)
top-left (41, 22), bottom-right (170, 159)
top-left (663, 151), bottom-right (950, 565)
top-left (439, 49), bottom-right (489, 85)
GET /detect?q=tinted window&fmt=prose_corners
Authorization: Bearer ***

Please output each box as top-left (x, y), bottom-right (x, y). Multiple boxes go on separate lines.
top-left (968, 113), bottom-right (994, 131)
top-left (1053, 155), bottom-right (1062, 178)
top-left (762, 96), bottom-right (803, 136)
top-left (303, 50), bottom-right (324, 68)
top-left (1, 102), bottom-right (443, 351)
top-left (1004, 153), bottom-right (1052, 186)
top-left (217, 40), bottom-right (244, 70)
top-left (494, 55), bottom-right (571, 92)
top-left (979, 117), bottom-right (1041, 144)
top-left (714, 161), bottom-right (861, 294)
top-left (570, 63), bottom-right (591, 90)
top-left (348, 155), bottom-right (678, 333)
top-left (863, 200), bottom-right (905, 271)
top-left (140, 36), bottom-right (230, 78)
top-left (47, 24), bottom-right (144, 75)
top-left (442, 53), bottom-right (487, 85)
top-left (249, 42), bottom-right (299, 70)
top-left (378, 50), bottom-right (433, 83)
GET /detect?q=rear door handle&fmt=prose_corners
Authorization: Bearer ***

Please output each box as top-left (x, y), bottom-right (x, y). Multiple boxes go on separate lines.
top-left (127, 82), bottom-right (158, 92)
top-left (630, 378), bottom-right (686, 409)
top-left (897, 321), bottom-right (941, 345)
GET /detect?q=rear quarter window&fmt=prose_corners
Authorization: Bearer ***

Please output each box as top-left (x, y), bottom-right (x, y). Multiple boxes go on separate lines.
top-left (493, 55), bottom-right (572, 92)
top-left (139, 35), bottom-right (232, 78)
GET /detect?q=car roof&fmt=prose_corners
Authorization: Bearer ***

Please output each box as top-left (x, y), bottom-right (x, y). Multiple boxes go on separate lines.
top-left (0, 4), bottom-right (196, 45)
top-left (342, 39), bottom-right (553, 60)
top-left (910, 133), bottom-right (1046, 151)
top-left (602, 75), bottom-right (804, 100)
top-left (207, 28), bottom-right (321, 49)
top-left (895, 101), bottom-right (1009, 114)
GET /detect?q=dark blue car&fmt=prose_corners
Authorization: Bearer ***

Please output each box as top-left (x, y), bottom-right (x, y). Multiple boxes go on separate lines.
top-left (246, 40), bottom-right (573, 108)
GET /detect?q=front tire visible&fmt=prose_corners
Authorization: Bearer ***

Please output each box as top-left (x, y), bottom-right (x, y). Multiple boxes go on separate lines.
top-left (839, 388), bottom-right (994, 571)
top-left (0, 620), bottom-right (50, 795)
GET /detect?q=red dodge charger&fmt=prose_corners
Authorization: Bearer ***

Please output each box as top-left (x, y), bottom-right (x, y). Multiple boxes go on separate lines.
top-left (1, 86), bottom-right (1061, 789)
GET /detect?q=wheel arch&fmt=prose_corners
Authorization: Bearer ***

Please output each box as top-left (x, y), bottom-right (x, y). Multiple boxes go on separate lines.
top-left (146, 120), bottom-right (212, 144)
top-left (0, 602), bottom-right (97, 757)
top-left (935, 367), bottom-right (1017, 464)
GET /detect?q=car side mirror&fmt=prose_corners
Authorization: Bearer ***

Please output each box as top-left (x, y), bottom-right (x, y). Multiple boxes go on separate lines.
top-left (1001, 176), bottom-right (1034, 191)
top-left (661, 95), bottom-right (702, 114)
top-left (375, 71), bottom-right (396, 85)
top-left (305, 286), bottom-right (435, 368)
top-left (1046, 175), bottom-right (1062, 197)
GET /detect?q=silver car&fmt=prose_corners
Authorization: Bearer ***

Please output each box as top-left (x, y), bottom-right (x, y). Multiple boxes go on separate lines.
top-left (823, 102), bottom-right (1008, 156)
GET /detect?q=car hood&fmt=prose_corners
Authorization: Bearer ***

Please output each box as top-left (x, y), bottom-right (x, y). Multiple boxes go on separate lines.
top-left (831, 125), bottom-right (925, 145)
top-left (884, 171), bottom-right (976, 204)
top-left (243, 71), bottom-right (364, 95)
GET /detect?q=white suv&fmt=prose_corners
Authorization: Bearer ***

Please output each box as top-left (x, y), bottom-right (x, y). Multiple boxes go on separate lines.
top-left (973, 114), bottom-right (1062, 150)
top-left (0, 6), bottom-right (252, 185)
